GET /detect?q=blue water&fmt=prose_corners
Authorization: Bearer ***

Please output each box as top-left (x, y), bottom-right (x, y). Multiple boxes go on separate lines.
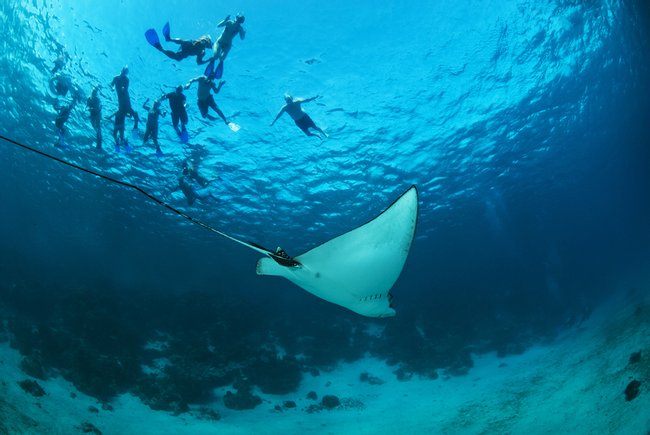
top-left (1, 0), bottom-right (649, 420)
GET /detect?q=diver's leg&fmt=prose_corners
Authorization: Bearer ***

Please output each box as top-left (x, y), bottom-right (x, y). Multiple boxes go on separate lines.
top-left (153, 135), bottom-right (161, 154)
top-left (180, 110), bottom-right (189, 132)
top-left (312, 125), bottom-right (327, 138)
top-left (142, 128), bottom-right (151, 144)
top-left (161, 49), bottom-right (188, 61)
top-left (172, 112), bottom-right (181, 136)
top-left (210, 102), bottom-right (228, 124)
top-left (112, 125), bottom-right (118, 144)
top-left (198, 101), bottom-right (209, 119)
top-left (220, 45), bottom-right (232, 61)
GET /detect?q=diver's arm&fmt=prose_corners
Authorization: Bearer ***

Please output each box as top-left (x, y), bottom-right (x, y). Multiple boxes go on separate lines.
top-left (217, 16), bottom-right (230, 27)
top-left (303, 95), bottom-right (321, 103)
top-left (153, 96), bottom-right (166, 115)
top-left (213, 80), bottom-right (226, 94)
top-left (184, 77), bottom-right (200, 89)
top-left (196, 51), bottom-right (209, 65)
top-left (239, 27), bottom-right (246, 40)
top-left (270, 107), bottom-right (286, 126)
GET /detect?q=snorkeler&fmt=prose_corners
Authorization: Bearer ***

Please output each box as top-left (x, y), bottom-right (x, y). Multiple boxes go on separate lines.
top-left (271, 94), bottom-right (327, 139)
top-left (203, 14), bottom-right (246, 79)
top-left (86, 86), bottom-right (102, 149)
top-left (107, 110), bottom-right (130, 153)
top-left (49, 50), bottom-right (76, 96)
top-left (51, 50), bottom-right (68, 74)
top-left (110, 65), bottom-right (140, 131)
top-left (144, 22), bottom-right (212, 65)
top-left (142, 97), bottom-right (167, 156)
top-left (49, 73), bottom-right (74, 97)
top-left (185, 75), bottom-right (230, 126)
top-left (178, 159), bottom-right (217, 206)
top-left (160, 85), bottom-right (189, 142)
top-left (54, 98), bottom-right (78, 148)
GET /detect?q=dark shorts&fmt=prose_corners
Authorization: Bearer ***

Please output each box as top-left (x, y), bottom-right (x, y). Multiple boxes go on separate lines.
top-left (143, 125), bottom-right (158, 143)
top-left (118, 98), bottom-right (133, 113)
top-left (198, 96), bottom-right (216, 117)
top-left (146, 120), bottom-right (159, 133)
top-left (295, 115), bottom-right (316, 134)
top-left (114, 111), bottom-right (126, 129)
top-left (90, 111), bottom-right (101, 129)
top-left (171, 108), bottom-right (188, 127)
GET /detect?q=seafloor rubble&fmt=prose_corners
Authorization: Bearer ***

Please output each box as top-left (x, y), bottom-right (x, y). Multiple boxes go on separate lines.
top-left (0, 280), bottom-right (595, 413)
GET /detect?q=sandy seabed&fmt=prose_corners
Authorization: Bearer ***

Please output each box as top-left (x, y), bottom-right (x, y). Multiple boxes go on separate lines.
top-left (1, 289), bottom-right (648, 435)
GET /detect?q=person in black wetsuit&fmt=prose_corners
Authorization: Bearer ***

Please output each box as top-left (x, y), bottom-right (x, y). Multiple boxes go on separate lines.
top-left (160, 85), bottom-right (188, 140)
top-left (110, 65), bottom-right (139, 130)
top-left (145, 22), bottom-right (212, 65)
top-left (86, 86), bottom-right (102, 149)
top-left (158, 35), bottom-right (212, 64)
top-left (142, 97), bottom-right (166, 156)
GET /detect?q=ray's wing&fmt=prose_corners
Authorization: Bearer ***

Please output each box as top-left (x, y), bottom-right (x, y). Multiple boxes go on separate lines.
top-left (257, 186), bottom-right (419, 317)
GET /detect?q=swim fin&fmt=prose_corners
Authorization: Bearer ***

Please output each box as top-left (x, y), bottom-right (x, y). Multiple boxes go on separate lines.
top-left (204, 59), bottom-right (224, 80)
top-left (162, 22), bottom-right (171, 41)
top-left (145, 28), bottom-right (163, 50)
top-left (214, 60), bottom-right (224, 79)
top-left (204, 58), bottom-right (215, 79)
top-left (179, 128), bottom-right (189, 143)
top-left (55, 130), bottom-right (66, 148)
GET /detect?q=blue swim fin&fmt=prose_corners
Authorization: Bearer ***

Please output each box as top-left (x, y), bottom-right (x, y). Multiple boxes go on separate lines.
top-left (214, 60), bottom-right (224, 79)
top-left (162, 22), bottom-right (171, 41)
top-left (204, 59), bottom-right (224, 80)
top-left (180, 128), bottom-right (189, 143)
top-left (55, 130), bottom-right (66, 148)
top-left (145, 28), bottom-right (163, 50)
top-left (204, 58), bottom-right (215, 79)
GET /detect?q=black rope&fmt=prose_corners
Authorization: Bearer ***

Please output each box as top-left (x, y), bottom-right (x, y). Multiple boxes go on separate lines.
top-left (0, 134), bottom-right (300, 266)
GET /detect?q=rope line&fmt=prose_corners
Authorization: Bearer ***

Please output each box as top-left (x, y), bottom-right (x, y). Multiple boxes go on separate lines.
top-left (0, 134), bottom-right (299, 266)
